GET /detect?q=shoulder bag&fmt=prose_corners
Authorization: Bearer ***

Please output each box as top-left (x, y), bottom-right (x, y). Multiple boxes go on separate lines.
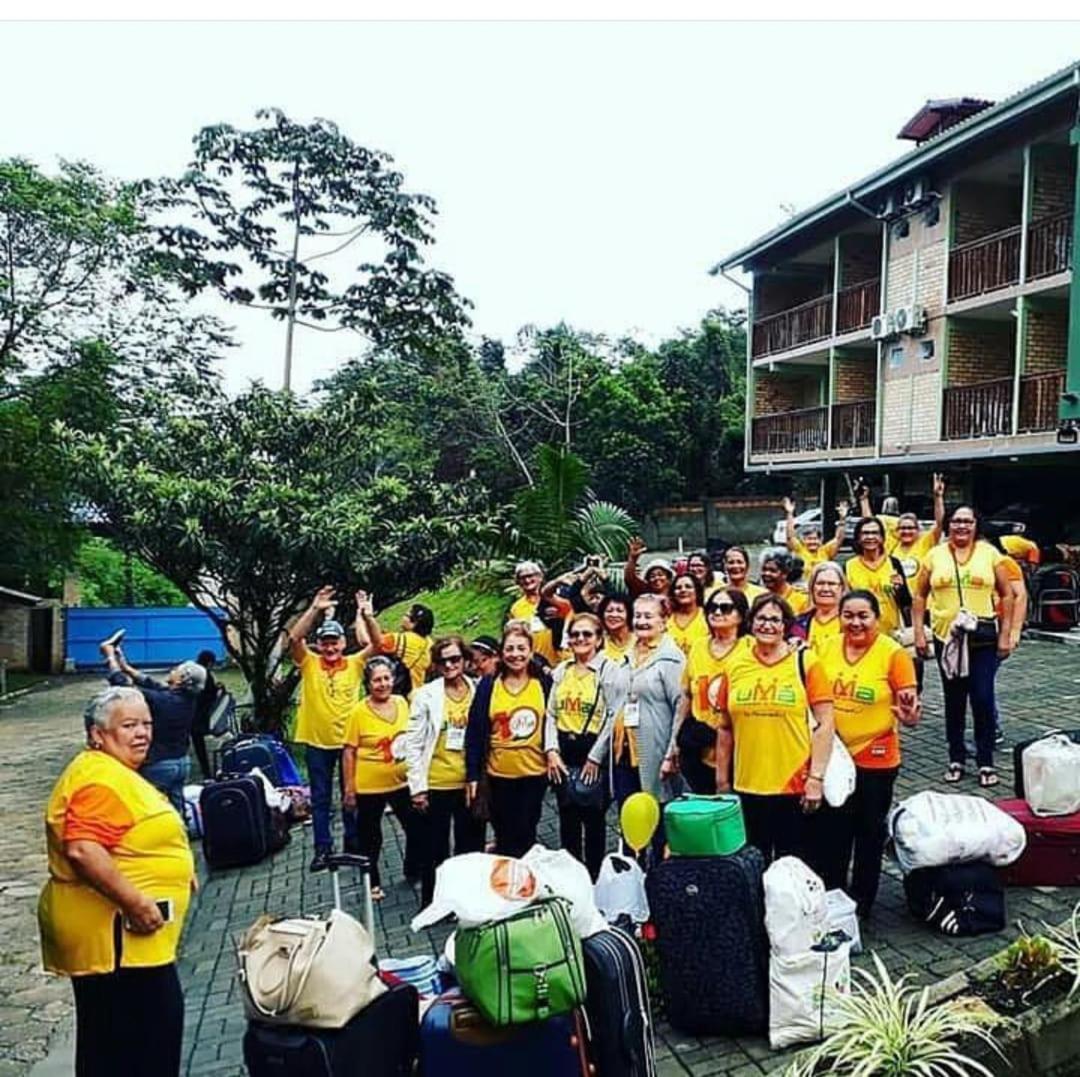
top-left (951, 548), bottom-right (998, 648)
top-left (797, 648), bottom-right (855, 808)
top-left (555, 662), bottom-right (609, 811)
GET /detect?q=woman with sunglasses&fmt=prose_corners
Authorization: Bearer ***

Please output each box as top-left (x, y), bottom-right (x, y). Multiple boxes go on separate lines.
top-left (667, 572), bottom-right (709, 657)
top-left (465, 623), bottom-right (552, 857)
top-left (676, 589), bottom-right (751, 794)
top-left (815, 590), bottom-right (920, 916)
top-left (342, 656), bottom-right (415, 901)
top-left (723, 545), bottom-right (767, 604)
top-left (844, 518), bottom-right (904, 637)
top-left (714, 594), bottom-right (834, 866)
top-left (405, 635), bottom-right (485, 906)
top-left (598, 594), bottom-right (635, 664)
top-left (791, 562), bottom-right (847, 656)
top-left (912, 505), bottom-right (1015, 788)
top-left (544, 613), bottom-right (627, 879)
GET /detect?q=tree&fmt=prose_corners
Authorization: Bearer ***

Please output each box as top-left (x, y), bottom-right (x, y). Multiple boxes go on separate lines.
top-left (154, 108), bottom-right (471, 388)
top-left (65, 537), bottom-right (187, 607)
top-left (61, 385), bottom-right (495, 730)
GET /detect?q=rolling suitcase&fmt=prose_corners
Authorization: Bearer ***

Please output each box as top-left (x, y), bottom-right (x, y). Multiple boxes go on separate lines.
top-left (903, 862), bottom-right (1005, 936)
top-left (582, 926), bottom-right (656, 1077)
top-left (200, 774), bottom-right (272, 869)
top-left (1012, 730), bottom-right (1080, 799)
top-left (644, 848), bottom-right (768, 1035)
top-left (219, 734), bottom-right (301, 786)
top-left (997, 798), bottom-right (1080, 886)
top-left (418, 990), bottom-right (591, 1076)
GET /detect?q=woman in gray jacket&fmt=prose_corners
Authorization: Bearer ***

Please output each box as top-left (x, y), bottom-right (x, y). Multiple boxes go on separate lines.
top-left (611, 593), bottom-right (687, 860)
top-left (404, 635), bottom-right (485, 906)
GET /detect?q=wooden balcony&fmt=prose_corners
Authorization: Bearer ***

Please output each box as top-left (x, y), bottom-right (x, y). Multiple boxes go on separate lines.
top-left (751, 295), bottom-right (832, 358)
top-left (835, 278), bottom-right (880, 335)
top-left (751, 406), bottom-right (828, 455)
top-left (1026, 212), bottom-right (1074, 281)
top-left (830, 399), bottom-right (875, 450)
top-left (943, 377), bottom-right (1013, 439)
top-left (947, 225), bottom-right (1021, 302)
top-left (1018, 368), bottom-right (1066, 433)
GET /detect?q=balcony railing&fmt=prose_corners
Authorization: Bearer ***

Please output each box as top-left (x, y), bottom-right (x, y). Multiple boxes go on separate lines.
top-left (750, 406), bottom-right (828, 455)
top-left (947, 225), bottom-right (1021, 302)
top-left (943, 377), bottom-right (1013, 439)
top-left (1018, 368), bottom-right (1066, 433)
top-left (836, 278), bottom-right (881, 335)
top-left (751, 295), bottom-right (832, 358)
top-left (830, 399), bottom-right (876, 449)
top-left (1026, 212), bottom-right (1074, 281)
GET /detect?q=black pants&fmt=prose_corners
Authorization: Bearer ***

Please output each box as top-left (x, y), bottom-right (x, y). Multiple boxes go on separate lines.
top-left (739, 792), bottom-right (818, 869)
top-left (815, 767), bottom-right (897, 916)
top-left (72, 963), bottom-right (183, 1077)
top-left (934, 639), bottom-right (998, 769)
top-left (557, 799), bottom-right (609, 881)
top-left (417, 788), bottom-right (486, 906)
top-left (352, 787), bottom-right (415, 889)
top-left (489, 775), bottom-right (548, 858)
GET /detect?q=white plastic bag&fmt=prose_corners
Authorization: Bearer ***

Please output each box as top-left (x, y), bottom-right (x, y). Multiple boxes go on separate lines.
top-left (1024, 734), bottom-right (1080, 816)
top-left (888, 791), bottom-right (1027, 872)
top-left (248, 767), bottom-right (290, 812)
top-left (764, 856), bottom-right (828, 955)
top-left (522, 845), bottom-right (608, 939)
top-left (593, 853), bottom-right (650, 924)
top-left (411, 853), bottom-right (540, 931)
top-left (822, 735), bottom-right (856, 808)
top-left (768, 938), bottom-right (852, 1049)
top-left (825, 889), bottom-right (861, 954)
top-left (182, 783), bottom-right (203, 838)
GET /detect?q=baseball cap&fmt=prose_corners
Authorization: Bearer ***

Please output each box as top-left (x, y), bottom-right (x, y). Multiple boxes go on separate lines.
top-left (470, 635), bottom-right (500, 656)
top-left (315, 619), bottom-right (346, 640)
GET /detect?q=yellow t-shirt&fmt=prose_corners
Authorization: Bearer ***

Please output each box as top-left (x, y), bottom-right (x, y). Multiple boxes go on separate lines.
top-left (553, 665), bottom-right (604, 736)
top-left (890, 531), bottom-right (937, 580)
top-left (818, 635), bottom-right (916, 769)
top-left (718, 646), bottom-right (832, 796)
top-left (345, 696), bottom-right (410, 794)
top-left (682, 635), bottom-right (750, 767)
top-left (805, 612), bottom-right (842, 656)
top-left (790, 536), bottom-right (840, 571)
top-left (845, 556), bottom-right (902, 634)
top-left (667, 609), bottom-right (709, 656)
top-left (603, 633), bottom-right (634, 664)
top-left (921, 541), bottom-right (1004, 642)
top-left (778, 584), bottom-right (810, 615)
top-left (508, 594), bottom-right (558, 666)
top-left (1002, 534), bottom-right (1039, 566)
top-left (294, 652), bottom-right (365, 748)
top-left (39, 750), bottom-right (194, 976)
top-left (378, 631), bottom-right (432, 693)
top-left (487, 676), bottom-right (547, 779)
top-left (428, 685), bottom-right (473, 791)
top-left (730, 581), bottom-right (767, 604)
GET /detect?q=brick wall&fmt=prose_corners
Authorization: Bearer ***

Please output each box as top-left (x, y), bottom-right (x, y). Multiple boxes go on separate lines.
top-left (1024, 302), bottom-right (1069, 374)
top-left (0, 606), bottom-right (30, 668)
top-left (880, 370), bottom-right (942, 448)
top-left (753, 371), bottom-right (823, 416)
top-left (885, 191), bottom-right (948, 314)
top-left (839, 234), bottom-right (880, 287)
top-left (881, 377), bottom-right (912, 448)
top-left (833, 353), bottom-right (876, 403)
top-left (754, 270), bottom-right (832, 318)
top-left (1030, 147), bottom-right (1076, 221)
top-left (947, 320), bottom-right (1016, 386)
top-left (952, 181), bottom-right (1021, 246)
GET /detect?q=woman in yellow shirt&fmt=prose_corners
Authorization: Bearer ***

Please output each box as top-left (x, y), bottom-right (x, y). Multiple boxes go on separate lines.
top-left (782, 495), bottom-right (848, 571)
top-left (356, 592), bottom-right (434, 695)
top-left (676, 588), bottom-right (751, 793)
top-left (667, 573), bottom-right (710, 656)
top-left (791, 561), bottom-right (846, 656)
top-left (598, 594), bottom-right (634, 664)
top-left (723, 545), bottom-right (767, 604)
top-left (343, 657), bottom-right (414, 900)
top-left (912, 505), bottom-right (1015, 788)
top-left (715, 594), bottom-right (834, 867)
top-left (465, 623), bottom-right (551, 857)
top-left (760, 549), bottom-right (810, 614)
top-left (845, 517), bottom-right (905, 635)
top-left (687, 551), bottom-right (722, 601)
top-left (816, 591), bottom-right (919, 916)
top-left (39, 686), bottom-right (195, 1077)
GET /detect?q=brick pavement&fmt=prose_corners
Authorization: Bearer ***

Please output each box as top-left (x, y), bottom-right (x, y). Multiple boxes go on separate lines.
top-left (8, 644), bottom-right (1080, 1075)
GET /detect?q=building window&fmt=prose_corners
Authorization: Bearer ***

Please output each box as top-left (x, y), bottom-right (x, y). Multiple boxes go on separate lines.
top-left (920, 339), bottom-right (935, 361)
top-left (889, 346), bottom-right (904, 370)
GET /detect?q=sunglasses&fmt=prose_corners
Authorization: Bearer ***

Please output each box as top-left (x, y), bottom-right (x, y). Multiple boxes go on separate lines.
top-left (437, 654), bottom-right (464, 665)
top-left (708, 604), bottom-right (737, 615)
top-left (568, 630), bottom-right (596, 640)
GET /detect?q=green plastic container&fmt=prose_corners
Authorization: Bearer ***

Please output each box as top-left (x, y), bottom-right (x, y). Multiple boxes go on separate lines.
top-left (664, 794), bottom-right (746, 856)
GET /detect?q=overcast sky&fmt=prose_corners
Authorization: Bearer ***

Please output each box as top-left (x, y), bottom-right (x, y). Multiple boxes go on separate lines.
top-left (5, 21), bottom-right (1079, 393)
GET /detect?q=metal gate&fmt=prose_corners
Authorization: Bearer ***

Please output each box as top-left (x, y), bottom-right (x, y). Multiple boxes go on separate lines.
top-left (65, 607), bottom-right (226, 669)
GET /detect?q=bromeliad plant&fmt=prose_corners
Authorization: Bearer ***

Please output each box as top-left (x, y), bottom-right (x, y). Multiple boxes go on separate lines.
top-left (998, 932), bottom-right (1061, 1000)
top-left (786, 952), bottom-right (1003, 1077)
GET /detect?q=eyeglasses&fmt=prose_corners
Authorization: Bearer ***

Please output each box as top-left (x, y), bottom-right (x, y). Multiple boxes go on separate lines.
top-left (437, 654), bottom-right (464, 665)
top-left (951, 518), bottom-right (976, 526)
top-left (568, 630), bottom-right (596, 640)
top-left (753, 615), bottom-right (784, 627)
top-left (708, 604), bottom-right (737, 615)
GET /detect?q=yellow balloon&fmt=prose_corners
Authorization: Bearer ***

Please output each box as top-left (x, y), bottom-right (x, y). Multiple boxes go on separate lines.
top-left (620, 792), bottom-right (660, 853)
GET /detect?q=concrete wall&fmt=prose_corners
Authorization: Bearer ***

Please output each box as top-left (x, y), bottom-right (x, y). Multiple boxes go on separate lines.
top-left (0, 601), bottom-right (64, 673)
top-left (642, 498), bottom-right (786, 548)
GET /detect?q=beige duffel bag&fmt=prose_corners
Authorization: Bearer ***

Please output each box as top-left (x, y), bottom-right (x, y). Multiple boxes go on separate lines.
top-left (238, 908), bottom-right (385, 1028)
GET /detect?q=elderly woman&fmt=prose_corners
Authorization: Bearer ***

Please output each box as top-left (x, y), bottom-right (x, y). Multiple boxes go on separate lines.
top-left (39, 686), bottom-right (195, 1077)
top-left (624, 537), bottom-right (675, 599)
top-left (791, 561), bottom-right (847, 656)
top-left (666, 572), bottom-right (709, 656)
top-left (759, 548), bottom-right (810, 614)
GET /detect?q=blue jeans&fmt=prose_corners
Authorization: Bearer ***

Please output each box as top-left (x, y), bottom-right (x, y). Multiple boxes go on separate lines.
top-left (935, 640), bottom-right (999, 769)
top-left (306, 746), bottom-right (358, 852)
top-left (141, 756), bottom-right (190, 816)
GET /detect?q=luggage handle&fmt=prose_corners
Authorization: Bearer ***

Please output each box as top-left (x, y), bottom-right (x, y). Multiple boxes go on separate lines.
top-left (311, 853), bottom-right (375, 935)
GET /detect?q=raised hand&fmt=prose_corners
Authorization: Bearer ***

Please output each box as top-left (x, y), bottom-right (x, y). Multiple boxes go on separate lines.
top-left (355, 590), bottom-right (374, 617)
top-left (933, 472), bottom-right (946, 497)
top-left (782, 496), bottom-right (796, 515)
top-left (628, 536), bottom-right (647, 560)
top-left (312, 586), bottom-right (336, 612)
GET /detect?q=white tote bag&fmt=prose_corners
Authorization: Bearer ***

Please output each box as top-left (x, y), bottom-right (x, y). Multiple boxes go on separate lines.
top-left (799, 648), bottom-right (855, 808)
top-left (1024, 734), bottom-right (1080, 817)
top-left (239, 908), bottom-right (385, 1029)
top-left (768, 938), bottom-right (852, 1049)
top-left (764, 856), bottom-right (828, 956)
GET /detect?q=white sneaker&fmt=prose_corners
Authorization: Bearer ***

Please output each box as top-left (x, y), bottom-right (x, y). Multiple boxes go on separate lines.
top-left (99, 628), bottom-right (127, 653)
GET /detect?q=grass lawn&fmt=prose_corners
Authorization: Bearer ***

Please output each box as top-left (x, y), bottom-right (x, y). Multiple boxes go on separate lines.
top-left (378, 585), bottom-right (511, 641)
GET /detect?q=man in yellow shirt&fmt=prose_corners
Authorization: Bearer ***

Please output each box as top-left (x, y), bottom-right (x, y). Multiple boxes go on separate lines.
top-left (289, 586), bottom-right (365, 870)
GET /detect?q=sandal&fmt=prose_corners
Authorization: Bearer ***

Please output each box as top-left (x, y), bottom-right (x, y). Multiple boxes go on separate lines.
top-left (978, 768), bottom-right (999, 788)
top-left (944, 763), bottom-right (964, 783)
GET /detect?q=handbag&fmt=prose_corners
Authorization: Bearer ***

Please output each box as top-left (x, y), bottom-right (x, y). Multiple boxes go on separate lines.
top-left (889, 555), bottom-right (913, 613)
top-left (454, 897), bottom-right (587, 1026)
top-left (664, 793), bottom-right (746, 856)
top-left (951, 549), bottom-right (998, 648)
top-left (797, 649), bottom-right (856, 808)
top-left (554, 664), bottom-right (608, 811)
top-left (470, 771), bottom-right (492, 823)
top-left (238, 908), bottom-right (385, 1029)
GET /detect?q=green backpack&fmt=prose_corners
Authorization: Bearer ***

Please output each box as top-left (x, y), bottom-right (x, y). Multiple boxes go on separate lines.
top-left (664, 793), bottom-right (747, 856)
top-left (454, 898), bottom-right (587, 1027)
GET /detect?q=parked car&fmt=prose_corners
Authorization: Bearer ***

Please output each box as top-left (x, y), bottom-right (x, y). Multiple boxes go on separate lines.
top-left (770, 507), bottom-right (821, 547)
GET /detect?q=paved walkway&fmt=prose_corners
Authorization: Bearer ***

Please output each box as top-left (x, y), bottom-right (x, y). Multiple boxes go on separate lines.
top-left (7, 643), bottom-right (1080, 1075)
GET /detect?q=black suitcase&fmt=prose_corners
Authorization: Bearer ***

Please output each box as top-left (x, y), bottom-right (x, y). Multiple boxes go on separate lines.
top-left (644, 849), bottom-right (768, 1035)
top-left (219, 734), bottom-right (282, 785)
top-left (903, 861), bottom-right (1006, 936)
top-left (200, 774), bottom-right (271, 869)
top-left (244, 981), bottom-right (419, 1077)
top-left (583, 926), bottom-right (656, 1077)
top-left (1012, 730), bottom-right (1080, 798)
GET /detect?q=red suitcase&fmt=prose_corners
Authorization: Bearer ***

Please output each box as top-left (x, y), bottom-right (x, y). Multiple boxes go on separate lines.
top-left (997, 798), bottom-right (1080, 887)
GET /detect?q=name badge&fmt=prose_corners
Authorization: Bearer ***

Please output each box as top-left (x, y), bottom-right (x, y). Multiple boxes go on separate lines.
top-left (445, 725), bottom-right (466, 751)
top-left (623, 701), bottom-right (641, 729)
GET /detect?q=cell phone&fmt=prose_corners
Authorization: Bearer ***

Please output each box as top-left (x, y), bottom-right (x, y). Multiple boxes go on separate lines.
top-left (585, 555), bottom-right (602, 569)
top-left (124, 898), bottom-right (173, 931)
